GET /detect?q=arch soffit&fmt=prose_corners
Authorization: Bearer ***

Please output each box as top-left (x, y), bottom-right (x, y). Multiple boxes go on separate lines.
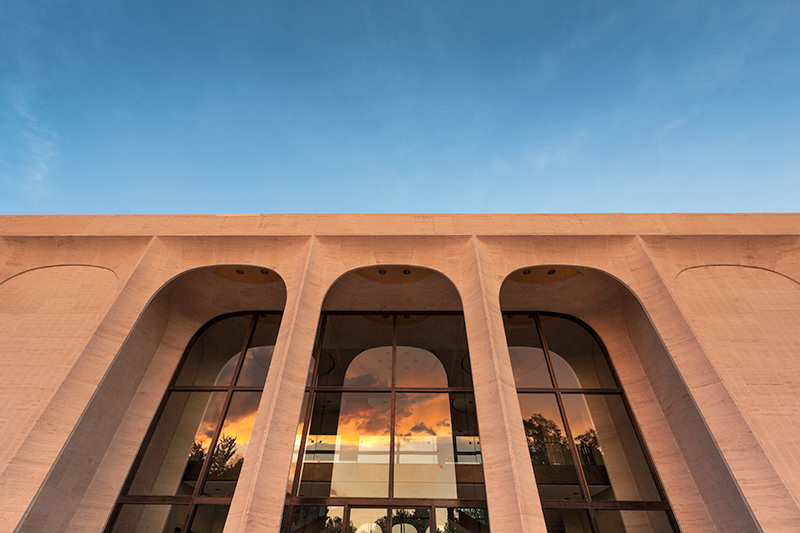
top-left (321, 263), bottom-right (466, 311)
top-left (498, 264), bottom-right (659, 335)
top-left (499, 264), bottom-right (644, 306)
top-left (115, 264), bottom-right (289, 372)
top-left (141, 263), bottom-right (288, 309)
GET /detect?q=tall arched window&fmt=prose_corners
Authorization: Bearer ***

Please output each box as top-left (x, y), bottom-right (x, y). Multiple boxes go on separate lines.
top-left (503, 312), bottom-right (678, 532)
top-left (105, 311), bottom-right (282, 533)
top-left (282, 294), bottom-right (490, 531)
top-left (283, 312), bottom-right (489, 532)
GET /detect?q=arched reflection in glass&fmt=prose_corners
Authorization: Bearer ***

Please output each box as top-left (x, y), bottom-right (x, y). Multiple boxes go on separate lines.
top-left (503, 313), bottom-right (677, 533)
top-left (106, 311), bottom-right (282, 533)
top-left (343, 346), bottom-right (392, 387)
top-left (396, 346), bottom-right (448, 388)
top-left (283, 312), bottom-right (489, 532)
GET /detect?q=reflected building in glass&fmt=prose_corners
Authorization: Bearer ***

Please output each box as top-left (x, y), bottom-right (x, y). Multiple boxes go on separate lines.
top-left (2, 214), bottom-right (798, 533)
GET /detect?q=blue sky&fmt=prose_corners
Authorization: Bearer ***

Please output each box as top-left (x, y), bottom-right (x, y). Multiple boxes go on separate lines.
top-left (1, 1), bottom-right (799, 214)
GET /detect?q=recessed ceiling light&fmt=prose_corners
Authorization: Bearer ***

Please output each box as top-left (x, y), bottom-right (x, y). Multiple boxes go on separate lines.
top-left (522, 269), bottom-right (531, 275)
top-left (235, 269), bottom-right (244, 275)
top-left (378, 268), bottom-right (387, 275)
top-left (260, 268), bottom-right (269, 275)
top-left (547, 269), bottom-right (556, 275)
top-left (402, 269), bottom-right (411, 275)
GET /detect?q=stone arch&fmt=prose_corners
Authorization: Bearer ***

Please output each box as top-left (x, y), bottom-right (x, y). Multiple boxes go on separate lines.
top-left (499, 264), bottom-right (759, 531)
top-left (322, 263), bottom-right (464, 312)
top-left (18, 264), bottom-right (287, 532)
top-left (319, 264), bottom-right (467, 388)
top-left (283, 264), bottom-right (483, 523)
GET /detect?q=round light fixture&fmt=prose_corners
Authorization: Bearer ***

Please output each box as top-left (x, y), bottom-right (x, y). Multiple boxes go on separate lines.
top-left (213, 265), bottom-right (280, 284)
top-left (508, 265), bottom-right (579, 284)
top-left (355, 266), bottom-right (433, 284)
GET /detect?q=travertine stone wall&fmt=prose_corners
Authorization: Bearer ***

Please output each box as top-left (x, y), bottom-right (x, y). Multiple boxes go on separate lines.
top-left (642, 235), bottom-right (800, 531)
top-left (0, 214), bottom-right (798, 532)
top-left (676, 265), bottom-right (800, 511)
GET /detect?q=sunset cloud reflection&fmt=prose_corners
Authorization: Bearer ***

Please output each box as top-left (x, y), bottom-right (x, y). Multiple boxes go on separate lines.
top-left (301, 392), bottom-right (467, 498)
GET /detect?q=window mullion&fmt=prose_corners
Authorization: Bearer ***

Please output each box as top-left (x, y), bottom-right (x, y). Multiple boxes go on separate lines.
top-left (389, 313), bottom-right (397, 500)
top-left (188, 313), bottom-right (258, 514)
top-left (533, 314), bottom-right (595, 505)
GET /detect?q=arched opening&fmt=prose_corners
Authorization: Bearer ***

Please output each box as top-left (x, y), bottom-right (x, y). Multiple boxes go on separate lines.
top-left (499, 265), bottom-right (756, 532)
top-left (19, 265), bottom-right (287, 533)
top-left (281, 265), bottom-right (490, 533)
top-left (106, 311), bottom-right (284, 533)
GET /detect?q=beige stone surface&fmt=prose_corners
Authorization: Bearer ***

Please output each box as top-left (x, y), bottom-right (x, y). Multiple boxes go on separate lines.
top-left (0, 214), bottom-right (797, 532)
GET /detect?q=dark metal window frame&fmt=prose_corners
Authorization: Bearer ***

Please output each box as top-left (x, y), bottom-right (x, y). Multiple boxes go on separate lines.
top-left (105, 311), bottom-right (282, 533)
top-left (284, 311), bottom-right (489, 530)
top-left (504, 311), bottom-right (680, 532)
top-left (282, 503), bottom-right (490, 533)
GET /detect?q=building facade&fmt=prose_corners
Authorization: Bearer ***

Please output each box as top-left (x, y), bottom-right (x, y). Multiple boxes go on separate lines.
top-left (0, 214), bottom-right (798, 532)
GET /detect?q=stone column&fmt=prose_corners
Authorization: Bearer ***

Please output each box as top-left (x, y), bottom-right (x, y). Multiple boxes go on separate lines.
top-left (225, 239), bottom-right (326, 532)
top-left (458, 237), bottom-right (546, 531)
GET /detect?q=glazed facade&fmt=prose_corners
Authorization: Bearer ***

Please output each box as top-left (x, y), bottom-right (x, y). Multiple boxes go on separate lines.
top-left (1, 214), bottom-right (799, 532)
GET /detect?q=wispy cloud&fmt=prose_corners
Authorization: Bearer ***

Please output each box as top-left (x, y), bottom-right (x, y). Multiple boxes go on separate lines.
top-left (529, 129), bottom-right (588, 172)
top-left (645, 112), bottom-right (695, 156)
top-left (0, 0), bottom-right (61, 200)
top-left (0, 99), bottom-right (58, 198)
top-left (638, 1), bottom-right (800, 95)
top-left (532, 1), bottom-right (624, 83)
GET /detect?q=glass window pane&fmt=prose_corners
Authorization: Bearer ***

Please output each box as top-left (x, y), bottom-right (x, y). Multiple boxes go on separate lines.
top-left (175, 315), bottom-right (252, 386)
top-left (539, 316), bottom-right (616, 389)
top-left (111, 504), bottom-right (188, 533)
top-left (236, 312), bottom-right (280, 386)
top-left (542, 509), bottom-right (592, 533)
top-left (396, 314), bottom-right (473, 388)
top-left (594, 510), bottom-right (673, 532)
top-left (298, 392), bottom-right (391, 498)
top-left (392, 508), bottom-right (430, 532)
top-left (189, 505), bottom-right (230, 533)
top-left (449, 393), bottom-right (486, 499)
top-left (281, 506), bottom-right (345, 533)
top-left (350, 508), bottom-right (388, 533)
top-left (508, 347), bottom-right (552, 389)
top-left (250, 312), bottom-right (282, 347)
top-left (236, 345), bottom-right (274, 387)
top-left (503, 315), bottom-right (553, 389)
top-left (345, 346), bottom-right (393, 388)
top-left (562, 394), bottom-right (660, 501)
top-left (434, 508), bottom-right (489, 533)
top-left (517, 394), bottom-right (580, 501)
top-left (394, 393), bottom-right (457, 498)
top-left (396, 346), bottom-right (448, 388)
top-left (287, 392), bottom-right (310, 495)
top-left (202, 391), bottom-right (262, 496)
top-left (128, 391), bottom-right (225, 496)
top-left (317, 315), bottom-right (393, 387)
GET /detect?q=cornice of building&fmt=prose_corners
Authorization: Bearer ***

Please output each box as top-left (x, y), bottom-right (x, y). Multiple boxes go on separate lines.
top-left (0, 213), bottom-right (799, 237)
